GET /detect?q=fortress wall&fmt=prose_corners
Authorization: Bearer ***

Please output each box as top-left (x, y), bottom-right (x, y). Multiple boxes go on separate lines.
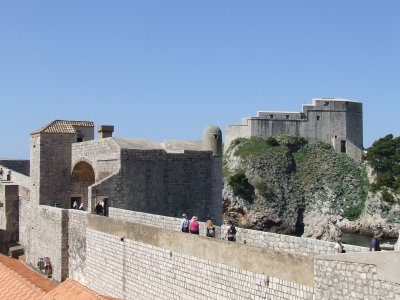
top-left (109, 208), bottom-right (368, 255)
top-left (224, 123), bottom-right (251, 152)
top-left (67, 209), bottom-right (88, 284)
top-left (32, 133), bottom-right (76, 208)
top-left (82, 214), bottom-right (314, 300)
top-left (89, 173), bottom-right (122, 212)
top-left (346, 108), bottom-right (363, 148)
top-left (24, 205), bottom-right (68, 282)
top-left (118, 150), bottom-right (219, 222)
top-left (314, 252), bottom-right (400, 299)
top-left (249, 119), bottom-right (302, 138)
top-left (0, 184), bottom-right (19, 251)
top-left (72, 138), bottom-right (121, 181)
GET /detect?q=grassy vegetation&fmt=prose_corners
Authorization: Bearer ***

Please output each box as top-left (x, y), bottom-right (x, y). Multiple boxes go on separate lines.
top-left (233, 137), bottom-right (286, 158)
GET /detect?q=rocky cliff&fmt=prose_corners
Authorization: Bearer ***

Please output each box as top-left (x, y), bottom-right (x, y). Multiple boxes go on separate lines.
top-left (223, 136), bottom-right (400, 241)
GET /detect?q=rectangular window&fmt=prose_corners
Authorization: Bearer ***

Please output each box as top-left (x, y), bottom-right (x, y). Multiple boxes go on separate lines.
top-left (317, 116), bottom-right (321, 121)
top-left (341, 140), bottom-right (346, 153)
top-left (269, 114), bottom-right (274, 119)
top-left (324, 101), bottom-right (330, 106)
top-left (285, 115), bottom-right (290, 119)
top-left (77, 137), bottom-right (83, 142)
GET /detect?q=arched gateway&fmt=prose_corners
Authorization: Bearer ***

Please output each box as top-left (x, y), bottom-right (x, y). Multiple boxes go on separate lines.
top-left (70, 161), bottom-right (95, 210)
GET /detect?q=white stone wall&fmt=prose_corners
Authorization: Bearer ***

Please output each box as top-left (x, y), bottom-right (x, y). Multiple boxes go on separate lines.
top-left (314, 257), bottom-right (400, 299)
top-left (67, 209), bottom-right (88, 284)
top-left (84, 228), bottom-right (314, 300)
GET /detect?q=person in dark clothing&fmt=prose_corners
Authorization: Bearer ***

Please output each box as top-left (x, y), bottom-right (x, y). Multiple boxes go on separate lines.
top-left (223, 220), bottom-right (237, 242)
top-left (95, 202), bottom-right (104, 215)
top-left (370, 232), bottom-right (382, 251)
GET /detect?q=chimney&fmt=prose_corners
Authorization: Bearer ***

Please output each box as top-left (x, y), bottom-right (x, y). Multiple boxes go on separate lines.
top-left (97, 125), bottom-right (114, 138)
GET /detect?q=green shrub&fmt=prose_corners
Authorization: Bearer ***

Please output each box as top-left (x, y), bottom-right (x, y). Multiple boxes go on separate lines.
top-left (344, 201), bottom-right (365, 221)
top-left (228, 171), bottom-right (254, 202)
top-left (382, 189), bottom-right (395, 204)
top-left (266, 137), bottom-right (279, 147)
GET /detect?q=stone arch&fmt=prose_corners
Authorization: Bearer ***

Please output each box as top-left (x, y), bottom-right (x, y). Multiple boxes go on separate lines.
top-left (70, 161), bottom-right (95, 210)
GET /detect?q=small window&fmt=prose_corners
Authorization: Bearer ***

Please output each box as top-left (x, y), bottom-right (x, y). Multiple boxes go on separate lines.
top-left (77, 137), bottom-right (83, 142)
top-left (269, 114), bottom-right (274, 119)
top-left (317, 116), bottom-right (321, 121)
top-left (324, 101), bottom-right (330, 106)
top-left (341, 140), bottom-right (346, 153)
top-left (285, 115), bottom-right (290, 119)
top-left (300, 114), bottom-right (306, 120)
top-left (334, 135), bottom-right (337, 138)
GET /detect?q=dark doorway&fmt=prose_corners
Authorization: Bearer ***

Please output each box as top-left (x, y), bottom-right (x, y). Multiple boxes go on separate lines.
top-left (71, 197), bottom-right (81, 209)
top-left (341, 140), bottom-right (346, 153)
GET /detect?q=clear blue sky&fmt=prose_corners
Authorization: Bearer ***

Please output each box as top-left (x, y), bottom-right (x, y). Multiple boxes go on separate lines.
top-left (1, 1), bottom-right (399, 158)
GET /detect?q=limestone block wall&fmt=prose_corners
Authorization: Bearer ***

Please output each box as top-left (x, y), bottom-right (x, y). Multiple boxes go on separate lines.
top-left (89, 173), bottom-right (121, 213)
top-left (109, 208), bottom-right (368, 255)
top-left (0, 184), bottom-right (19, 251)
top-left (67, 209), bottom-right (88, 284)
top-left (71, 138), bottom-right (121, 181)
top-left (314, 252), bottom-right (400, 299)
top-left (24, 205), bottom-right (69, 282)
top-left (118, 149), bottom-right (221, 223)
top-left (31, 133), bottom-right (76, 208)
top-left (82, 215), bottom-right (315, 300)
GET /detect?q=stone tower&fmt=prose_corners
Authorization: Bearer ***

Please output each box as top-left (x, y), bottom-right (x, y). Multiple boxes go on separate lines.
top-left (202, 125), bottom-right (223, 156)
top-left (30, 120), bottom-right (94, 207)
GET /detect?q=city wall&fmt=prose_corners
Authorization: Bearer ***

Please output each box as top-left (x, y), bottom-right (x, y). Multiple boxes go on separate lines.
top-left (83, 214), bottom-right (315, 300)
top-left (109, 208), bottom-right (368, 255)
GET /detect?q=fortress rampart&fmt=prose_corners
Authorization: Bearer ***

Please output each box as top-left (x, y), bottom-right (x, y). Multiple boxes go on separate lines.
top-left (225, 98), bottom-right (364, 160)
top-left (20, 207), bottom-right (398, 299)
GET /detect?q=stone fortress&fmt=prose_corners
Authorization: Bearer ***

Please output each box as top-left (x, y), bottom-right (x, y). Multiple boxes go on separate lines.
top-left (0, 105), bottom-right (399, 299)
top-left (225, 98), bottom-right (364, 161)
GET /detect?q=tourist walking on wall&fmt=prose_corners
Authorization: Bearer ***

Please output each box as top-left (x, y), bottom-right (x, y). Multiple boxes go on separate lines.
top-left (223, 220), bottom-right (237, 242)
top-left (334, 237), bottom-right (345, 253)
top-left (6, 169), bottom-right (11, 181)
top-left (0, 168), bottom-right (3, 180)
top-left (205, 220), bottom-right (216, 237)
top-left (189, 216), bottom-right (199, 235)
top-left (78, 203), bottom-right (84, 210)
top-left (72, 201), bottom-right (78, 209)
top-left (179, 214), bottom-right (189, 232)
top-left (370, 232), bottom-right (382, 251)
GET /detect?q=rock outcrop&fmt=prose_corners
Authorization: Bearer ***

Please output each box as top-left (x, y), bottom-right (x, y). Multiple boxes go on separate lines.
top-left (223, 136), bottom-right (400, 241)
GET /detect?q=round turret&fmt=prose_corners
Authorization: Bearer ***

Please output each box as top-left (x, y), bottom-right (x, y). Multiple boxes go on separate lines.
top-left (202, 125), bottom-right (222, 155)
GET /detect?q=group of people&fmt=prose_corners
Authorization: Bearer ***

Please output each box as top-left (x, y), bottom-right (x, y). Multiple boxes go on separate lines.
top-left (334, 231), bottom-right (383, 254)
top-left (72, 200), bottom-right (84, 210)
top-left (179, 214), bottom-right (237, 241)
top-left (0, 168), bottom-right (11, 181)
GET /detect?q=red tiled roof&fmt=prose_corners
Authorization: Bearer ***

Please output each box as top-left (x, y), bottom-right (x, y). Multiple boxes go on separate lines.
top-left (0, 254), bottom-right (120, 300)
top-left (43, 279), bottom-right (120, 300)
top-left (0, 254), bottom-right (56, 299)
top-left (32, 120), bottom-right (94, 135)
